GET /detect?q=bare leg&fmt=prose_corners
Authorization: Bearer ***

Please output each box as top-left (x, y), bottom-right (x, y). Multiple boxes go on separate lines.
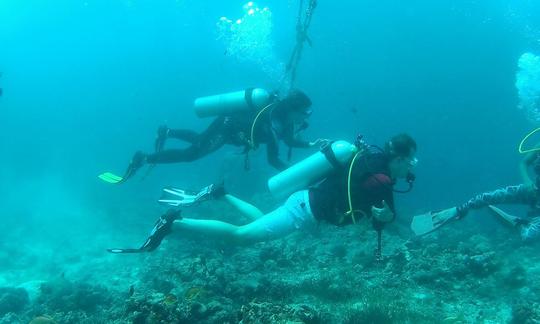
top-left (170, 191), bottom-right (314, 246)
top-left (173, 217), bottom-right (272, 244)
top-left (222, 194), bottom-right (264, 220)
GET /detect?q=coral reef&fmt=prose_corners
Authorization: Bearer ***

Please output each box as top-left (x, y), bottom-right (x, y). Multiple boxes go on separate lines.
top-left (1, 213), bottom-right (540, 323)
top-left (0, 287), bottom-right (29, 316)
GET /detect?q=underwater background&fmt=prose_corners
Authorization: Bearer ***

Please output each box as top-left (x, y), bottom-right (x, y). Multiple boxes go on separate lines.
top-left (1, 0), bottom-right (540, 323)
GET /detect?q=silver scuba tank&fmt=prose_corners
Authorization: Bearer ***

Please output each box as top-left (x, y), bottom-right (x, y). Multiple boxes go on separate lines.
top-left (268, 140), bottom-right (358, 198)
top-left (194, 88), bottom-right (271, 118)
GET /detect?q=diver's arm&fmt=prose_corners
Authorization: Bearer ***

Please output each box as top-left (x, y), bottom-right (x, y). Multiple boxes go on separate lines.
top-left (282, 124), bottom-right (312, 148)
top-left (266, 131), bottom-right (288, 170)
top-left (370, 174), bottom-right (396, 223)
top-left (284, 136), bottom-right (312, 148)
top-left (457, 184), bottom-right (535, 217)
top-left (283, 133), bottom-right (328, 148)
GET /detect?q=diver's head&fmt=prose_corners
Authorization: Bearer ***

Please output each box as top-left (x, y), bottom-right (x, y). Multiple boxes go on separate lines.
top-left (274, 89), bottom-right (312, 124)
top-left (385, 133), bottom-right (417, 179)
top-left (281, 89), bottom-right (312, 111)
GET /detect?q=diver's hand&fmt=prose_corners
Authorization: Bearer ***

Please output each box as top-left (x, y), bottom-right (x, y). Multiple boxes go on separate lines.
top-left (309, 138), bottom-right (329, 147)
top-left (372, 200), bottom-right (394, 222)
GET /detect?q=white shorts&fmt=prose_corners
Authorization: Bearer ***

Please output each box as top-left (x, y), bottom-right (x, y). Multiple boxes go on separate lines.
top-left (242, 190), bottom-right (316, 241)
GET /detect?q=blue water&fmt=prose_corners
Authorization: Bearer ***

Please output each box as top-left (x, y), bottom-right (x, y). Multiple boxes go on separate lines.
top-left (1, 1), bottom-right (540, 322)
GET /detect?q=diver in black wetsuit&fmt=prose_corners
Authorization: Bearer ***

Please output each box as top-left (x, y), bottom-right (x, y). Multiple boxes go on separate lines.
top-left (122, 89), bottom-right (322, 181)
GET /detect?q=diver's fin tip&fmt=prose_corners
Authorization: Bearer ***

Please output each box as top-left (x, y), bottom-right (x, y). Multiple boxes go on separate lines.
top-left (411, 207), bottom-right (458, 237)
top-left (98, 172), bottom-right (124, 184)
top-left (487, 205), bottom-right (521, 227)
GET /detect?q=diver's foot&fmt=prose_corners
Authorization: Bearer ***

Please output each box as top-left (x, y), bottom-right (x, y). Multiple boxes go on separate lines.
top-left (124, 151), bottom-right (147, 180)
top-left (195, 182), bottom-right (226, 203)
top-left (155, 125), bottom-right (170, 153)
top-left (140, 209), bottom-right (182, 252)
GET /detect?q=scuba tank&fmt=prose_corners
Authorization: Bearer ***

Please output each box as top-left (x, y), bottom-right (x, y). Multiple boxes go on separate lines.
top-left (268, 140), bottom-right (358, 198)
top-left (194, 88), bottom-right (271, 118)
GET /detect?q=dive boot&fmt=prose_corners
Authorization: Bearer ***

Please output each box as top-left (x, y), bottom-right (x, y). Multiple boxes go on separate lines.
top-left (123, 151), bottom-right (146, 181)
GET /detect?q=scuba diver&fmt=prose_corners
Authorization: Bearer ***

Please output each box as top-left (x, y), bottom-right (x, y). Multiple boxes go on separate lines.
top-left (411, 129), bottom-right (540, 241)
top-left (99, 89), bottom-right (322, 184)
top-left (108, 134), bottom-right (418, 257)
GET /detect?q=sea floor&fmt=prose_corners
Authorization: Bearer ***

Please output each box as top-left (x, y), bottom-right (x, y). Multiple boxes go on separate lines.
top-left (2, 205), bottom-right (539, 324)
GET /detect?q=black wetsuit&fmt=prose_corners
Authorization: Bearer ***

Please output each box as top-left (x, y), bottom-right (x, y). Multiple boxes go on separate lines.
top-left (309, 153), bottom-right (395, 226)
top-left (146, 110), bottom-right (310, 171)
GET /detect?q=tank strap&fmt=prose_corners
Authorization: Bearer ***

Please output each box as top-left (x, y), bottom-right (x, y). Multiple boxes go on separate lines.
top-left (320, 141), bottom-right (341, 169)
top-left (244, 88), bottom-right (256, 110)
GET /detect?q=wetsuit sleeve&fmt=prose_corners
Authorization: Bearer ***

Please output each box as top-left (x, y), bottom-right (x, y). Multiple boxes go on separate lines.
top-left (266, 127), bottom-right (288, 171)
top-left (363, 173), bottom-right (395, 222)
top-left (282, 125), bottom-right (311, 148)
top-left (457, 184), bottom-right (536, 217)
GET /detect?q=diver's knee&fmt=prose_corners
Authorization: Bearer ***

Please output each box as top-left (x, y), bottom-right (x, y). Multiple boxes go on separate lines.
top-left (231, 227), bottom-right (250, 243)
top-left (232, 226), bottom-right (262, 244)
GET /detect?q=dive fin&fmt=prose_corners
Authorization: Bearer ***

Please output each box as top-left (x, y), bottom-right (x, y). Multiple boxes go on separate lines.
top-left (411, 207), bottom-right (458, 236)
top-left (158, 187), bottom-right (198, 207)
top-left (100, 152), bottom-right (146, 184)
top-left (158, 184), bottom-right (221, 207)
top-left (487, 205), bottom-right (522, 227)
top-left (107, 248), bottom-right (144, 254)
top-left (107, 209), bottom-right (181, 254)
top-left (98, 172), bottom-right (124, 184)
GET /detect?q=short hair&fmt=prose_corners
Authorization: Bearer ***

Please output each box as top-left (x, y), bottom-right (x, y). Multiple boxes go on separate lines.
top-left (384, 133), bottom-right (417, 158)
